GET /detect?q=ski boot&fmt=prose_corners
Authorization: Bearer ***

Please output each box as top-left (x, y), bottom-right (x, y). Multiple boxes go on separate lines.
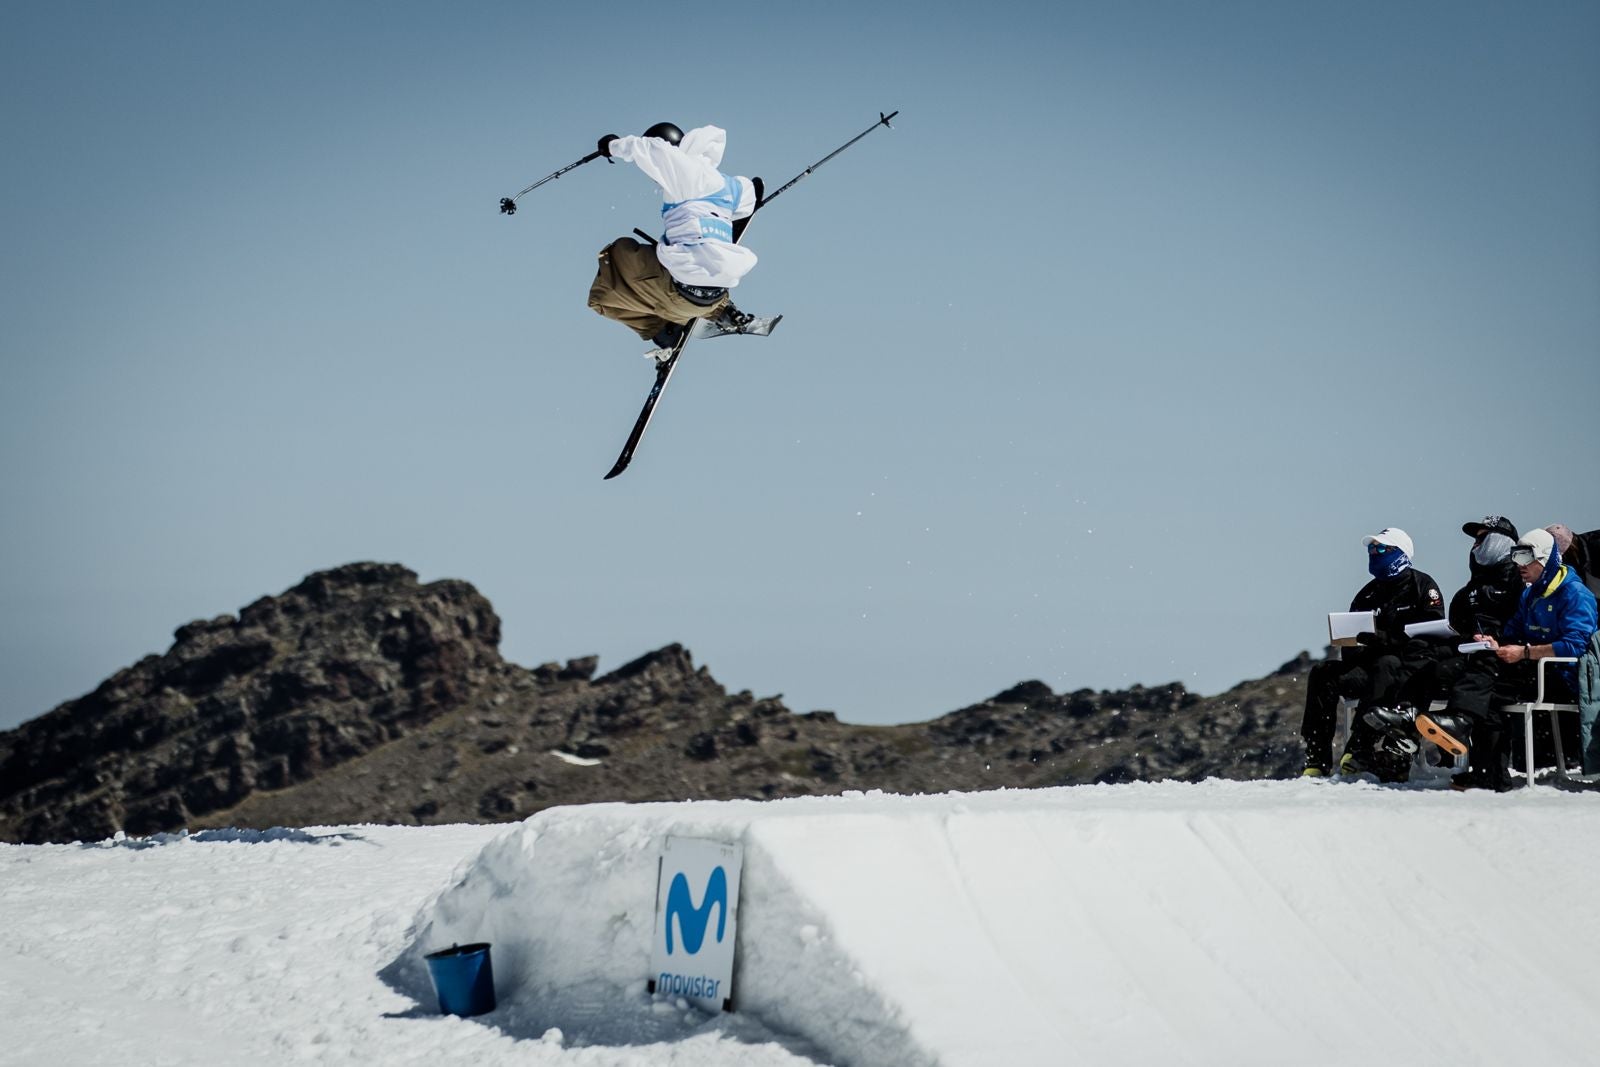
top-left (1370, 732), bottom-right (1418, 783)
top-left (1449, 766), bottom-right (1513, 792)
top-left (1415, 712), bottom-right (1471, 760)
top-left (1363, 703), bottom-right (1418, 735)
top-left (645, 322), bottom-right (687, 363)
top-left (1338, 751), bottom-right (1369, 777)
top-left (710, 304), bottom-right (756, 334)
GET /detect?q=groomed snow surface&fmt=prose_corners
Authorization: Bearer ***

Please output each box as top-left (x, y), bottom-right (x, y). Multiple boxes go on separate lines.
top-left (4, 781), bottom-right (1599, 1066)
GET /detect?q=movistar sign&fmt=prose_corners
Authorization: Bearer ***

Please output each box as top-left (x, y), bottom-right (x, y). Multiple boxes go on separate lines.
top-left (651, 836), bottom-right (743, 1013)
top-left (665, 866), bottom-right (728, 955)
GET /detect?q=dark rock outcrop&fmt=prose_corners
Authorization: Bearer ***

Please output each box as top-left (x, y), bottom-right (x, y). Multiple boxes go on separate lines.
top-left (0, 564), bottom-right (502, 842)
top-left (0, 563), bottom-right (1316, 844)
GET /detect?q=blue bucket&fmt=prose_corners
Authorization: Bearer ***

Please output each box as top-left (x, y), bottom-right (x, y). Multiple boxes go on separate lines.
top-left (424, 942), bottom-right (496, 1017)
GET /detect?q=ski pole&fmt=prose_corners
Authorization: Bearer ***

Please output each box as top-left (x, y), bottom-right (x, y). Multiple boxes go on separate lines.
top-left (499, 147), bottom-right (611, 215)
top-left (758, 110), bottom-right (898, 210)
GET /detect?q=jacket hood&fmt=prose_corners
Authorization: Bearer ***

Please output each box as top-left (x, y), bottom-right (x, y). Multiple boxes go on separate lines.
top-left (679, 125), bottom-right (727, 169)
top-left (1469, 554), bottom-right (1520, 582)
top-left (1535, 541), bottom-right (1565, 593)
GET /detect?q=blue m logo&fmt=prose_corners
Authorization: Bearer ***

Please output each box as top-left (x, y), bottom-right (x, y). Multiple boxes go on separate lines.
top-left (664, 866), bottom-right (728, 956)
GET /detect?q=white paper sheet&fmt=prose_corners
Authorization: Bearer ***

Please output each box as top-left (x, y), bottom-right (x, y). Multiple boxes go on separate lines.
top-left (1328, 611), bottom-right (1376, 647)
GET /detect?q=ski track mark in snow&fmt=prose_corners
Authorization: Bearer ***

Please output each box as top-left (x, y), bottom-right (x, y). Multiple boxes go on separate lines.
top-left (934, 811), bottom-right (1073, 1054)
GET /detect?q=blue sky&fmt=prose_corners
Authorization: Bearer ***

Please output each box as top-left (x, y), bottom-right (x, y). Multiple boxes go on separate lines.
top-left (2, 1), bottom-right (1597, 732)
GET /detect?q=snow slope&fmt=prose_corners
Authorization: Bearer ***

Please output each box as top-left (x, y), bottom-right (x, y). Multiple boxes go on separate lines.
top-left (4, 781), bottom-right (1598, 1066)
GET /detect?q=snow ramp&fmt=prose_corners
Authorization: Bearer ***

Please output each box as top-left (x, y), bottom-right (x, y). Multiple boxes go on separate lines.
top-left (408, 781), bottom-right (1600, 1066)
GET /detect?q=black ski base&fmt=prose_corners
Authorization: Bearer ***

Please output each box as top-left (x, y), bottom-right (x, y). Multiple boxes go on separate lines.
top-left (602, 332), bottom-right (690, 480)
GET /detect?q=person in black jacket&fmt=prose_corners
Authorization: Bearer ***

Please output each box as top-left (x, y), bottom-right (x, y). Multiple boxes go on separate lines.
top-left (1365, 516), bottom-right (1524, 768)
top-left (1299, 527), bottom-right (1445, 777)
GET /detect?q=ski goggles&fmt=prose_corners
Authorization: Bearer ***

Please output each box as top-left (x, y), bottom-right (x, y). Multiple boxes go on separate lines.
top-left (1510, 546), bottom-right (1539, 566)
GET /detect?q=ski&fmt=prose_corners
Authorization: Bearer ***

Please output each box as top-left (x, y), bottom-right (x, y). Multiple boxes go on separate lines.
top-left (697, 312), bottom-right (783, 339)
top-left (601, 211), bottom-right (760, 480)
top-left (601, 328), bottom-right (693, 480)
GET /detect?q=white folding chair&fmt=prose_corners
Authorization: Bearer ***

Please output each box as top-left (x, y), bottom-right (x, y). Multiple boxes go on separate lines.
top-left (1498, 656), bottom-right (1580, 787)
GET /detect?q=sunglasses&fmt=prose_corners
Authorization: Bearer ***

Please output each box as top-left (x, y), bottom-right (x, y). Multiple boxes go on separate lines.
top-left (1510, 547), bottom-right (1538, 566)
top-left (1367, 543), bottom-right (1395, 555)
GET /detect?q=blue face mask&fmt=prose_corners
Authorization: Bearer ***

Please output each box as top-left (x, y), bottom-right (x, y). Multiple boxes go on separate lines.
top-left (1368, 546), bottom-right (1412, 580)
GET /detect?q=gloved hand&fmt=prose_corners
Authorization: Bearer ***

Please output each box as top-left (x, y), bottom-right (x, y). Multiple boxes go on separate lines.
top-left (598, 134), bottom-right (619, 158)
top-left (1355, 630), bottom-right (1390, 649)
top-left (751, 176), bottom-right (765, 208)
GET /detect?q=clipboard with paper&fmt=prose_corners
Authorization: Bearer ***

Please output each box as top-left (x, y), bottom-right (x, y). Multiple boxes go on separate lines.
top-left (1403, 619), bottom-right (1455, 640)
top-left (1400, 617), bottom-right (1488, 651)
top-left (1328, 611), bottom-right (1375, 647)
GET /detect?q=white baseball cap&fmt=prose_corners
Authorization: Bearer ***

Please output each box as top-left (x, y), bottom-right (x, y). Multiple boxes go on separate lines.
top-left (1362, 527), bottom-right (1414, 558)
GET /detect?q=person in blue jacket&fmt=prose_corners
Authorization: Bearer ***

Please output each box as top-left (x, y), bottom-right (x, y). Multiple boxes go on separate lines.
top-left (1413, 527), bottom-right (1600, 789)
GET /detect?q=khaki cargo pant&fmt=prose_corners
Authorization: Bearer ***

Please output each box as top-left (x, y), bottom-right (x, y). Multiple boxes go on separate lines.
top-left (587, 237), bottom-right (729, 342)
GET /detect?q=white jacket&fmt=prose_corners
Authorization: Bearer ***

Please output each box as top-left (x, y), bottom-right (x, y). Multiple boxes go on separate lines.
top-left (608, 126), bottom-right (758, 288)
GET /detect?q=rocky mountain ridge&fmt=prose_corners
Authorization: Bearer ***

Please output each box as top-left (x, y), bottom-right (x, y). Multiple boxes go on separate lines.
top-left (0, 563), bottom-right (1315, 844)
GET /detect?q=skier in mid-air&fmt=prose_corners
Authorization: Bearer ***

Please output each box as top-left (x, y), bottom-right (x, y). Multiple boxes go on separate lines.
top-left (586, 122), bottom-right (778, 360)
top-left (496, 110), bottom-right (893, 476)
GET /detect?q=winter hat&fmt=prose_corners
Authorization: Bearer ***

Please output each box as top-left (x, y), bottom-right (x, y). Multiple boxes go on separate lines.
top-left (1462, 515), bottom-right (1518, 541)
top-left (1362, 528), bottom-right (1414, 558)
top-left (1514, 527), bottom-right (1556, 567)
top-left (1547, 524), bottom-right (1575, 554)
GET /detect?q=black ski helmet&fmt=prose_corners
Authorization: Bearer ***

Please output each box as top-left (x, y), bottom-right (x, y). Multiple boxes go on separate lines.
top-left (642, 122), bottom-right (684, 146)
